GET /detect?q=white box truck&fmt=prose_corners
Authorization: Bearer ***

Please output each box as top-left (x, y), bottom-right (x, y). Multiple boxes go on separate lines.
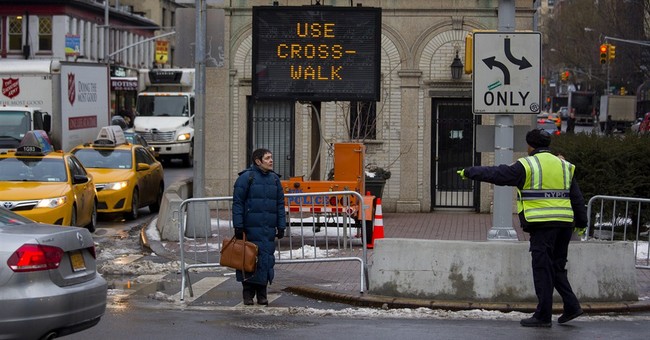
top-left (0, 60), bottom-right (110, 151)
top-left (134, 68), bottom-right (195, 167)
top-left (0, 106), bottom-right (49, 152)
top-left (599, 95), bottom-right (637, 133)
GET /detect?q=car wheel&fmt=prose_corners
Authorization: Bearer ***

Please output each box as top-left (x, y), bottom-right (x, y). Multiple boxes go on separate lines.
top-left (149, 183), bottom-right (163, 213)
top-left (124, 189), bottom-right (139, 220)
top-left (182, 141), bottom-right (194, 167)
top-left (70, 205), bottom-right (77, 227)
top-left (86, 200), bottom-right (97, 233)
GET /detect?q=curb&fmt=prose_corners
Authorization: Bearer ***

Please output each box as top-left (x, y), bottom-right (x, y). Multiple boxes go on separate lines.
top-left (139, 217), bottom-right (179, 261)
top-left (285, 286), bottom-right (650, 314)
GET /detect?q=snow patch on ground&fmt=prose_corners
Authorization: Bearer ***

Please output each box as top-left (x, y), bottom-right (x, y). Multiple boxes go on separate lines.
top-left (635, 242), bottom-right (648, 261)
top-left (99, 259), bottom-right (181, 275)
top-left (275, 245), bottom-right (338, 260)
top-left (231, 306), bottom-right (650, 322)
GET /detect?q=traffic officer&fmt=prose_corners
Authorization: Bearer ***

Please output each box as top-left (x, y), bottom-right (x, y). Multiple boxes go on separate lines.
top-left (457, 128), bottom-right (587, 327)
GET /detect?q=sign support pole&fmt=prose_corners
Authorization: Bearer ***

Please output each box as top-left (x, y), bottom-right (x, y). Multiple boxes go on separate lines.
top-left (487, 0), bottom-right (517, 240)
top-left (186, 0), bottom-right (210, 238)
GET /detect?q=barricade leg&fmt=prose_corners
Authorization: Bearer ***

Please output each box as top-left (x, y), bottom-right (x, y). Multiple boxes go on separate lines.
top-left (365, 219), bottom-right (374, 248)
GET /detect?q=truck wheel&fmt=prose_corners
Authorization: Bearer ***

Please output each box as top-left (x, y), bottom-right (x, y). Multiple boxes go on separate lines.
top-left (124, 189), bottom-right (139, 220)
top-left (182, 141), bottom-right (194, 167)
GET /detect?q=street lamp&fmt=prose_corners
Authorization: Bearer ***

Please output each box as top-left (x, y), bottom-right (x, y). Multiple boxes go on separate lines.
top-left (450, 50), bottom-right (464, 80)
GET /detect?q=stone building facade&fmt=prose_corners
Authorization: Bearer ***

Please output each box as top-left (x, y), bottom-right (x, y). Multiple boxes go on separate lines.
top-left (204, 0), bottom-right (537, 213)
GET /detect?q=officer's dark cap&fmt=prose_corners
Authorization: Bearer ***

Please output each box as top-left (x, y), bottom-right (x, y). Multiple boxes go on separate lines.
top-left (526, 129), bottom-right (551, 149)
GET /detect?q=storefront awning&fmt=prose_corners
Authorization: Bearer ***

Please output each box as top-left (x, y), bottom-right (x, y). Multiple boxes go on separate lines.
top-left (111, 77), bottom-right (138, 91)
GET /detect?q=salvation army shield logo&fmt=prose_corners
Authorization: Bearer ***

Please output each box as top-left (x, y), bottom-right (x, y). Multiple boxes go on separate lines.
top-left (68, 73), bottom-right (76, 105)
top-left (2, 78), bottom-right (19, 99)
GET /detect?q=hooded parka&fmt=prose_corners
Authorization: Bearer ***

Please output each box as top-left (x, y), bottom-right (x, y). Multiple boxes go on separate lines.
top-left (232, 164), bottom-right (286, 285)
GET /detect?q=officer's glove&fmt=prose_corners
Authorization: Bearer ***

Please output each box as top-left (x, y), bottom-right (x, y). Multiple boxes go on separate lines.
top-left (456, 169), bottom-right (467, 180)
top-left (234, 228), bottom-right (244, 240)
top-left (276, 229), bottom-right (286, 239)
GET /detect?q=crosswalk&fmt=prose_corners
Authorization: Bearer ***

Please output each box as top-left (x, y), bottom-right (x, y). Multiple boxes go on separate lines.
top-left (103, 254), bottom-right (285, 309)
top-left (172, 277), bottom-right (228, 303)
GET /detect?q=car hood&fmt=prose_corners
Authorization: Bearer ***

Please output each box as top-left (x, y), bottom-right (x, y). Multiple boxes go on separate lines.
top-left (85, 168), bottom-right (132, 183)
top-left (0, 182), bottom-right (68, 200)
top-left (134, 116), bottom-right (189, 131)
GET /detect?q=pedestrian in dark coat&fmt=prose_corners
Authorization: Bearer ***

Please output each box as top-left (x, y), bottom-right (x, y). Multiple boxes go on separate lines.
top-left (567, 108), bottom-right (576, 134)
top-left (232, 148), bottom-right (286, 305)
top-left (458, 129), bottom-right (587, 327)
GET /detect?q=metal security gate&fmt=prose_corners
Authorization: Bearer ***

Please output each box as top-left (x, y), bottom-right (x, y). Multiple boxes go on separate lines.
top-left (431, 99), bottom-right (478, 209)
top-left (177, 192), bottom-right (369, 300)
top-left (248, 99), bottom-right (294, 178)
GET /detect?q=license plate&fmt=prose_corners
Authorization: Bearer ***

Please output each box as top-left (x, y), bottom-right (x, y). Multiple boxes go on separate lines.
top-left (70, 251), bottom-right (86, 272)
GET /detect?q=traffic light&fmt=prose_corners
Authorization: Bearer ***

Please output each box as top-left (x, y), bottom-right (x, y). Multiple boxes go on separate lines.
top-left (464, 33), bottom-right (473, 74)
top-left (560, 70), bottom-right (569, 81)
top-left (599, 44), bottom-right (608, 64)
top-left (608, 44), bottom-right (616, 61)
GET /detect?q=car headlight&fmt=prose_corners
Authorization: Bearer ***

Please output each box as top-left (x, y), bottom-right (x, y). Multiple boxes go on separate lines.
top-left (177, 133), bottom-right (191, 141)
top-left (36, 196), bottom-right (67, 208)
top-left (103, 181), bottom-right (129, 190)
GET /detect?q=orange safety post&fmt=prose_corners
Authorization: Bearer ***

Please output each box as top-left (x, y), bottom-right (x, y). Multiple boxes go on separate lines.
top-left (362, 191), bottom-right (375, 248)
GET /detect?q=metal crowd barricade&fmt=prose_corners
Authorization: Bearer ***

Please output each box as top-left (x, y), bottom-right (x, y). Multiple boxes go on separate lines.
top-left (586, 195), bottom-right (650, 269)
top-left (177, 191), bottom-right (368, 301)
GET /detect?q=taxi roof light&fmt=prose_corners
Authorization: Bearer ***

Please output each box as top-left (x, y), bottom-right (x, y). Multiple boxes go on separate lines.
top-left (15, 130), bottom-right (53, 156)
top-left (93, 125), bottom-right (127, 147)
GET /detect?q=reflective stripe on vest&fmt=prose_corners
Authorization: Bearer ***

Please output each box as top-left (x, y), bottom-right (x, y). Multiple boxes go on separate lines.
top-left (517, 152), bottom-right (574, 223)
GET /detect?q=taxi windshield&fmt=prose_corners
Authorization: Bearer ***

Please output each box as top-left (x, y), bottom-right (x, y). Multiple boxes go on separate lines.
top-left (73, 149), bottom-right (132, 169)
top-left (0, 158), bottom-right (67, 182)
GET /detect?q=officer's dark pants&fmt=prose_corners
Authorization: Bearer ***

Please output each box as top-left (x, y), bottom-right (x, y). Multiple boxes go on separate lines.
top-left (529, 227), bottom-right (581, 322)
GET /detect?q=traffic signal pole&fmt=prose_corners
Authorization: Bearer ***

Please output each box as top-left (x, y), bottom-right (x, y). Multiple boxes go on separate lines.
top-left (601, 36), bottom-right (650, 94)
top-left (487, 0), bottom-right (517, 241)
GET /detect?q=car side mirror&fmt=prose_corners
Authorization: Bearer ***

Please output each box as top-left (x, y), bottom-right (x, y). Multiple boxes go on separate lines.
top-left (137, 163), bottom-right (151, 171)
top-left (72, 174), bottom-right (89, 184)
top-left (43, 114), bottom-right (52, 133)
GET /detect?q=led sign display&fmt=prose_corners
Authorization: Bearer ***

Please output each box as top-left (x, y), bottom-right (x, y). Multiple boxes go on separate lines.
top-left (252, 6), bottom-right (381, 101)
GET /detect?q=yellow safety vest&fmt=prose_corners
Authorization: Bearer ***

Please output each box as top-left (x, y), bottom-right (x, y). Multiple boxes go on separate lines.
top-left (517, 152), bottom-right (575, 223)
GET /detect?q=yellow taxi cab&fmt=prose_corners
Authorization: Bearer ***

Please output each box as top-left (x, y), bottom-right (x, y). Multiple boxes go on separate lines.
top-left (71, 126), bottom-right (164, 220)
top-left (0, 130), bottom-right (98, 231)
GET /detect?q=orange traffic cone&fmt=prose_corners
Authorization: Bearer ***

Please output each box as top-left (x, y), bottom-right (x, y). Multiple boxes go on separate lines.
top-left (370, 198), bottom-right (385, 248)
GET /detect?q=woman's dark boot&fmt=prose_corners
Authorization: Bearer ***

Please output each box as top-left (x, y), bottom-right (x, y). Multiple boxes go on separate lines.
top-left (242, 283), bottom-right (255, 305)
top-left (256, 285), bottom-right (268, 305)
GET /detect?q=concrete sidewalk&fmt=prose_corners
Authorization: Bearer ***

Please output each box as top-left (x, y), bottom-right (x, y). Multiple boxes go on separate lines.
top-left (142, 211), bottom-right (650, 314)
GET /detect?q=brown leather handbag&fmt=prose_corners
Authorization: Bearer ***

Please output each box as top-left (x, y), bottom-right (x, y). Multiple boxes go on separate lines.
top-left (219, 234), bottom-right (258, 273)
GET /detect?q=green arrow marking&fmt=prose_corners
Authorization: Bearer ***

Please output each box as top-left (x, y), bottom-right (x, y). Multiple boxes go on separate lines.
top-left (487, 81), bottom-right (502, 91)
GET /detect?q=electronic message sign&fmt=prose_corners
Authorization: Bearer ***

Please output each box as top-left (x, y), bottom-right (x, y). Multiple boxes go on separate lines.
top-left (252, 6), bottom-right (381, 102)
